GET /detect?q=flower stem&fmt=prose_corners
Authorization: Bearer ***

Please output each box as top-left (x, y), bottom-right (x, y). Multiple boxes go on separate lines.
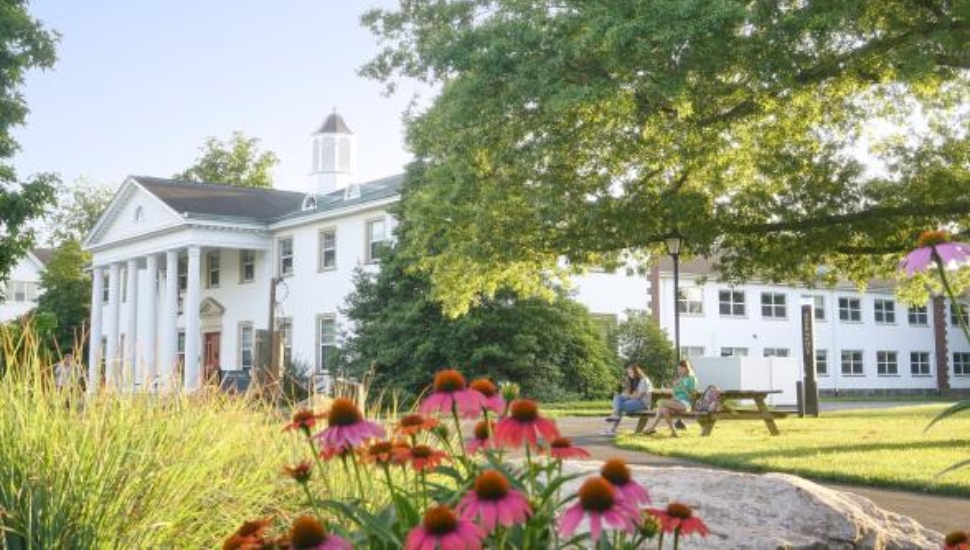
top-left (934, 251), bottom-right (970, 346)
top-left (451, 401), bottom-right (469, 470)
top-left (673, 528), bottom-right (681, 550)
top-left (657, 531), bottom-right (664, 550)
top-left (299, 481), bottom-right (322, 520)
top-left (305, 435), bottom-right (332, 496)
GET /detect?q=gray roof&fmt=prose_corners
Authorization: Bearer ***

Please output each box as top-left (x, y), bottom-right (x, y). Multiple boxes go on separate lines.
top-left (31, 248), bottom-right (54, 265)
top-left (316, 112), bottom-right (352, 134)
top-left (275, 174), bottom-right (404, 222)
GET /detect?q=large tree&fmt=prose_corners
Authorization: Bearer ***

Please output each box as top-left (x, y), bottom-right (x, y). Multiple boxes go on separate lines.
top-left (46, 178), bottom-right (114, 246)
top-left (361, 0), bottom-right (969, 315)
top-left (174, 131), bottom-right (279, 188)
top-left (0, 2), bottom-right (59, 291)
top-left (614, 310), bottom-right (677, 386)
top-left (35, 239), bottom-right (89, 356)
top-left (340, 244), bottom-right (617, 402)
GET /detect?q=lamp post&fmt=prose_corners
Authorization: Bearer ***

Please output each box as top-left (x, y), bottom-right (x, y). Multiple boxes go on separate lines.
top-left (665, 235), bottom-right (685, 361)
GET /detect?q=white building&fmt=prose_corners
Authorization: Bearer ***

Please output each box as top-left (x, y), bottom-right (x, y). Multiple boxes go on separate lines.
top-left (649, 258), bottom-right (970, 395)
top-left (1, 249), bottom-right (51, 322)
top-left (81, 112), bottom-right (650, 392)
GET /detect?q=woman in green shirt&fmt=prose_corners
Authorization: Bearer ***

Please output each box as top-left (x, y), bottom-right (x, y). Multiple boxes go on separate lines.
top-left (642, 359), bottom-right (698, 437)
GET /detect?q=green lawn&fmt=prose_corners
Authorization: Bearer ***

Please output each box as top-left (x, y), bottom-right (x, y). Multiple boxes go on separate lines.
top-left (614, 404), bottom-right (970, 497)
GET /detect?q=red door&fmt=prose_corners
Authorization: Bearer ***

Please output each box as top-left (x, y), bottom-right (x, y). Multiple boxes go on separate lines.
top-left (204, 332), bottom-right (221, 385)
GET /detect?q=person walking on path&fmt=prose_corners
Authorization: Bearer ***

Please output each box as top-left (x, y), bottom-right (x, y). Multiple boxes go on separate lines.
top-left (54, 352), bottom-right (77, 391)
top-left (602, 365), bottom-right (653, 436)
top-left (641, 359), bottom-right (697, 437)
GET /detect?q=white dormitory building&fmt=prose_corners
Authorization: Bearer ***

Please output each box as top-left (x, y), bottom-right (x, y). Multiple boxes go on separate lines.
top-left (80, 112), bottom-right (970, 395)
top-left (0, 249), bottom-right (52, 322)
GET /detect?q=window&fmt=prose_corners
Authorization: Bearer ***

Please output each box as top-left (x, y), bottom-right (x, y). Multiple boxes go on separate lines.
top-left (718, 290), bottom-right (745, 316)
top-left (908, 305), bottom-right (928, 326)
top-left (678, 287), bottom-right (703, 314)
top-left (876, 351), bottom-right (898, 375)
top-left (134, 205), bottom-right (145, 222)
top-left (177, 331), bottom-right (186, 366)
top-left (6, 280), bottom-right (38, 303)
top-left (206, 251), bottom-right (221, 288)
top-left (910, 352), bottom-right (931, 376)
top-left (318, 228), bottom-right (337, 270)
top-left (366, 218), bottom-right (388, 263)
top-left (178, 255), bottom-right (187, 292)
top-left (317, 316), bottom-right (337, 371)
top-left (239, 323), bottom-right (254, 370)
top-left (278, 237), bottom-right (294, 277)
top-left (951, 302), bottom-right (969, 327)
top-left (681, 346), bottom-right (705, 358)
top-left (720, 347), bottom-right (748, 357)
top-left (805, 295), bottom-right (826, 321)
top-left (240, 250), bottom-right (256, 283)
top-left (761, 292), bottom-right (787, 319)
top-left (763, 348), bottom-right (790, 358)
top-left (102, 275), bottom-right (109, 303)
top-left (816, 349), bottom-right (828, 376)
top-left (954, 352), bottom-right (970, 376)
top-left (840, 350), bottom-right (864, 375)
top-left (279, 318), bottom-right (293, 366)
top-left (838, 297), bottom-right (861, 322)
top-left (874, 299), bottom-right (895, 324)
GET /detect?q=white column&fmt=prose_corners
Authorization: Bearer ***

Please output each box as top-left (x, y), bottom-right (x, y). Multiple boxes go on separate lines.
top-left (125, 258), bottom-right (139, 390)
top-left (144, 254), bottom-right (158, 391)
top-left (163, 249), bottom-right (179, 390)
top-left (184, 245), bottom-right (202, 391)
top-left (88, 266), bottom-right (104, 394)
top-left (105, 262), bottom-right (121, 388)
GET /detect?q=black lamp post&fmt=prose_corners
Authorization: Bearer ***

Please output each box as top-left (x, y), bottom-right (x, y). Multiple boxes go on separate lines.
top-left (665, 235), bottom-right (685, 361)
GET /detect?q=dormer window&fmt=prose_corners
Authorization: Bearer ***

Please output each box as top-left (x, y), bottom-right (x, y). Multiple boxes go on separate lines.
top-left (134, 205), bottom-right (145, 222)
top-left (302, 195), bottom-right (317, 211)
top-left (343, 184), bottom-right (361, 201)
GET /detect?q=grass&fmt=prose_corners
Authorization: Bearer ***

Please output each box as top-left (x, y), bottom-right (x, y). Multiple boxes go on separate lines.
top-left (613, 404), bottom-right (970, 497)
top-left (542, 400), bottom-right (612, 418)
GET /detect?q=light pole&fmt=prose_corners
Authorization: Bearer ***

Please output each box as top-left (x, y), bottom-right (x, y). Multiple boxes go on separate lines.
top-left (665, 235), bottom-right (685, 361)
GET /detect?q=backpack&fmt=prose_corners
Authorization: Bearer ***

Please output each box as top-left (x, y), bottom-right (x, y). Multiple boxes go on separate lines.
top-left (694, 385), bottom-right (723, 413)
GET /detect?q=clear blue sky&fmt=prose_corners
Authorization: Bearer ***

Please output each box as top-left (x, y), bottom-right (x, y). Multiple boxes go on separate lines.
top-left (13, 1), bottom-right (416, 192)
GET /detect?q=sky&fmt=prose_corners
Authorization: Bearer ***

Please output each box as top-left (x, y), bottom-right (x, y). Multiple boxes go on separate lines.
top-left (13, 1), bottom-right (417, 193)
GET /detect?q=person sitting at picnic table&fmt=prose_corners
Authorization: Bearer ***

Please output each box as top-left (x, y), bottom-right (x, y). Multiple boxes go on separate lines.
top-left (601, 364), bottom-right (653, 436)
top-left (641, 359), bottom-right (698, 437)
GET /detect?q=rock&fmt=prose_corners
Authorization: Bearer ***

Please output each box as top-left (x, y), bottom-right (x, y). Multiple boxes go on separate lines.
top-left (561, 462), bottom-right (941, 549)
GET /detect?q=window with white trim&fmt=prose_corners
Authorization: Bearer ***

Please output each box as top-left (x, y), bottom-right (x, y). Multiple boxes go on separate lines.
top-left (279, 317), bottom-right (293, 367)
top-left (954, 352), bottom-right (970, 376)
top-left (318, 228), bottom-right (337, 270)
top-left (841, 350), bottom-right (864, 375)
top-left (206, 251), bottom-right (221, 288)
top-left (5, 280), bottom-right (38, 303)
top-left (816, 349), bottom-right (828, 376)
top-left (366, 218), bottom-right (388, 263)
top-left (681, 346), bottom-right (705, 358)
top-left (838, 297), bottom-right (861, 322)
top-left (720, 347), bottom-right (748, 357)
top-left (761, 292), bottom-right (787, 319)
top-left (177, 331), bottom-right (186, 367)
top-left (240, 250), bottom-right (255, 283)
top-left (908, 305), bottom-right (928, 326)
top-left (763, 348), bottom-right (790, 358)
top-left (102, 274), bottom-right (109, 303)
top-left (808, 295), bottom-right (826, 321)
top-left (951, 302), bottom-right (969, 327)
top-left (910, 352), bottom-right (931, 376)
top-left (239, 322), bottom-right (254, 370)
top-left (718, 290), bottom-right (745, 317)
top-left (876, 351), bottom-right (898, 375)
top-left (874, 299), bottom-right (895, 324)
top-left (278, 237), bottom-right (294, 277)
top-left (317, 315), bottom-right (337, 372)
top-left (677, 287), bottom-right (703, 314)
top-left (178, 255), bottom-right (187, 292)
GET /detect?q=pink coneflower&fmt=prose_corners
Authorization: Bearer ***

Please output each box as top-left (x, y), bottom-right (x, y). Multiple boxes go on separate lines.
top-left (314, 398), bottom-right (385, 452)
top-left (457, 470), bottom-right (532, 532)
top-left (467, 420), bottom-right (496, 454)
top-left (223, 518), bottom-right (271, 549)
top-left (284, 409), bottom-right (326, 436)
top-left (645, 502), bottom-right (709, 537)
top-left (469, 378), bottom-right (505, 415)
top-left (282, 460), bottom-right (313, 484)
top-left (600, 458), bottom-right (650, 506)
top-left (899, 230), bottom-right (970, 276)
top-left (419, 369), bottom-right (487, 418)
top-left (405, 504), bottom-right (485, 550)
top-left (396, 413), bottom-right (440, 436)
top-left (406, 444), bottom-right (449, 472)
top-left (494, 399), bottom-right (560, 449)
top-left (289, 515), bottom-right (352, 550)
top-left (360, 440), bottom-right (406, 466)
top-left (545, 437), bottom-right (591, 460)
top-left (559, 476), bottom-right (638, 543)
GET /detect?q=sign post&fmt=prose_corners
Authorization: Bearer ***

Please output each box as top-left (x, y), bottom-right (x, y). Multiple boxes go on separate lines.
top-left (801, 303), bottom-right (820, 417)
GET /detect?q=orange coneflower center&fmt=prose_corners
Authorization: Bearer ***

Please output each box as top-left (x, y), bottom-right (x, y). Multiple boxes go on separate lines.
top-left (290, 515), bottom-right (327, 547)
top-left (601, 458), bottom-right (632, 486)
top-left (433, 369), bottom-right (467, 393)
top-left (327, 398), bottom-right (363, 426)
top-left (291, 409), bottom-right (317, 427)
top-left (509, 399), bottom-right (539, 422)
top-left (283, 461), bottom-right (312, 482)
top-left (412, 444), bottom-right (435, 459)
top-left (918, 230), bottom-right (950, 248)
top-left (470, 378), bottom-right (498, 397)
top-left (473, 420), bottom-right (493, 440)
top-left (551, 437), bottom-right (573, 449)
top-left (368, 441), bottom-right (393, 456)
top-left (399, 413), bottom-right (426, 429)
top-left (474, 470), bottom-right (510, 500)
top-left (578, 477), bottom-right (616, 512)
top-left (666, 502), bottom-right (694, 519)
top-left (945, 530), bottom-right (970, 546)
top-left (423, 505), bottom-right (459, 535)
top-left (235, 519), bottom-right (271, 538)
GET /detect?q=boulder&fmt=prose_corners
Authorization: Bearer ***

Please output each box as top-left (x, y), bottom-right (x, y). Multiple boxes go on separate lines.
top-left (561, 462), bottom-right (941, 549)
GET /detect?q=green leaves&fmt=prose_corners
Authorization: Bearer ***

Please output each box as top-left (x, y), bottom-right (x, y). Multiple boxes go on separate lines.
top-left (174, 131), bottom-right (279, 188)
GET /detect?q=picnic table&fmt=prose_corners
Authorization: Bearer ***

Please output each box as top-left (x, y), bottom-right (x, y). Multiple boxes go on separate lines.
top-left (628, 389), bottom-right (786, 436)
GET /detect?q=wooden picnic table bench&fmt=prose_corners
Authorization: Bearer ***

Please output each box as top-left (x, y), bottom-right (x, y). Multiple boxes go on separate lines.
top-left (627, 389), bottom-right (786, 436)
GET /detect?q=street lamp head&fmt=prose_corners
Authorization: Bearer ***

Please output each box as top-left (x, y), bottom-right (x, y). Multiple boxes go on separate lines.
top-left (664, 235), bottom-right (685, 256)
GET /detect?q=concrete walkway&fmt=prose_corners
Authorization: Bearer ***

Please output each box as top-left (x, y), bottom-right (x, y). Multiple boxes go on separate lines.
top-left (555, 416), bottom-right (970, 534)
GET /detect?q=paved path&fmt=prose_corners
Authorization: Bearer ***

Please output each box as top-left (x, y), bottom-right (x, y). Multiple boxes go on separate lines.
top-left (555, 416), bottom-right (970, 534)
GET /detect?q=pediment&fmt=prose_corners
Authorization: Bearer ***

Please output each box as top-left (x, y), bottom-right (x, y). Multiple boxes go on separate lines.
top-left (200, 297), bottom-right (225, 317)
top-left (83, 177), bottom-right (184, 248)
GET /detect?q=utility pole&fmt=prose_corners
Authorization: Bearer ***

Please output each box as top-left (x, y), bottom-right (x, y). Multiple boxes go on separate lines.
top-left (265, 277), bottom-right (279, 391)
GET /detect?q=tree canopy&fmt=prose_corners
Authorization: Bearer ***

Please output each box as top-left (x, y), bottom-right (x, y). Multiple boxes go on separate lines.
top-left (35, 239), bottom-right (90, 356)
top-left (175, 131), bottom-right (279, 188)
top-left (613, 310), bottom-right (676, 386)
top-left (362, 0), bottom-right (969, 315)
top-left (340, 244), bottom-right (618, 402)
top-left (0, 2), bottom-right (59, 288)
top-left (46, 178), bottom-right (114, 246)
